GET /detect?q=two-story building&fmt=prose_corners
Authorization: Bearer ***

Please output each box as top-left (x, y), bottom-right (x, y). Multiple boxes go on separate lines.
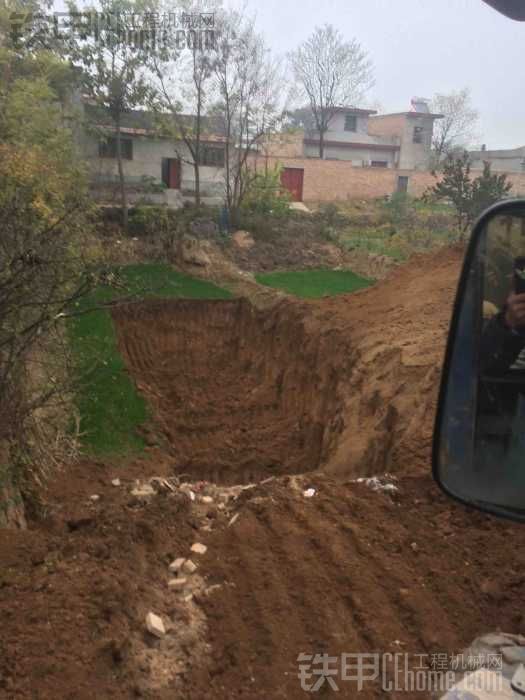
top-left (302, 107), bottom-right (399, 167)
top-left (302, 98), bottom-right (443, 171)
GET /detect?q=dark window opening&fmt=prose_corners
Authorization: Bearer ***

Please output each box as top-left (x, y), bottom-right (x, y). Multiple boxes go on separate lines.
top-left (198, 146), bottom-right (225, 167)
top-left (371, 160), bottom-right (388, 168)
top-left (344, 114), bottom-right (357, 132)
top-left (413, 126), bottom-right (424, 144)
top-left (397, 175), bottom-right (409, 193)
top-left (99, 136), bottom-right (133, 160)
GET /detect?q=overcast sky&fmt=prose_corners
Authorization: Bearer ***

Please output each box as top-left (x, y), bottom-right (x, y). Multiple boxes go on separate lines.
top-left (233, 0), bottom-right (525, 149)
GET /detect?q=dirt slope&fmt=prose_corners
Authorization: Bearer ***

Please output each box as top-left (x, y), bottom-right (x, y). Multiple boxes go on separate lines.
top-left (4, 245), bottom-right (525, 700)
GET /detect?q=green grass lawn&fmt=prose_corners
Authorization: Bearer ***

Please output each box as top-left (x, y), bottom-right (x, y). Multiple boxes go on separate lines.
top-left (255, 269), bottom-right (373, 299)
top-left (69, 264), bottom-right (232, 455)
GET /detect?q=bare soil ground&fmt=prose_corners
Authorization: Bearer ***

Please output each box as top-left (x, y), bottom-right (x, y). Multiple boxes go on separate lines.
top-left (3, 245), bottom-right (525, 700)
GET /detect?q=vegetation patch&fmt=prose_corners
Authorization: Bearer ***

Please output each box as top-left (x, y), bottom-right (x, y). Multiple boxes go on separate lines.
top-left (332, 196), bottom-right (458, 261)
top-left (69, 264), bottom-right (232, 454)
top-left (255, 269), bottom-right (373, 298)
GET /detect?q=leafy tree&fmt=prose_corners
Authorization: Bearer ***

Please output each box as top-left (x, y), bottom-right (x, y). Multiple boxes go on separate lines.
top-left (289, 24), bottom-right (374, 159)
top-left (426, 151), bottom-right (512, 234)
top-left (471, 162), bottom-right (513, 219)
top-left (282, 106), bottom-right (317, 133)
top-left (0, 2), bottom-right (96, 526)
top-left (240, 166), bottom-right (291, 217)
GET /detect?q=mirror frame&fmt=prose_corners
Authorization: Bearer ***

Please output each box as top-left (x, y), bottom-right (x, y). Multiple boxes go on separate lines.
top-left (432, 198), bottom-right (525, 522)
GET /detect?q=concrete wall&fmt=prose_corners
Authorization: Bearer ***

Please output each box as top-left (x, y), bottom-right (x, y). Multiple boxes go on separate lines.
top-left (369, 113), bottom-right (436, 171)
top-left (470, 156), bottom-right (525, 173)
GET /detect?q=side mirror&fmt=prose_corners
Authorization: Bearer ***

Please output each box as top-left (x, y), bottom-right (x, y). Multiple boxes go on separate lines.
top-left (433, 199), bottom-right (525, 521)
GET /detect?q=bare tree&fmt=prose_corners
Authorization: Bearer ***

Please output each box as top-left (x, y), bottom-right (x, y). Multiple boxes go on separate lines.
top-left (150, 0), bottom-right (219, 206)
top-left (210, 8), bottom-right (287, 214)
top-left (289, 24), bottom-right (374, 159)
top-left (431, 88), bottom-right (480, 164)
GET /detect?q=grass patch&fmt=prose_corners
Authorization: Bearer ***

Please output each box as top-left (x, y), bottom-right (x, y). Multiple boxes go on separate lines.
top-left (339, 233), bottom-right (408, 261)
top-left (327, 197), bottom-right (458, 261)
top-left (69, 264), bottom-right (232, 455)
top-left (255, 269), bottom-right (373, 299)
top-left (339, 226), bottom-right (459, 262)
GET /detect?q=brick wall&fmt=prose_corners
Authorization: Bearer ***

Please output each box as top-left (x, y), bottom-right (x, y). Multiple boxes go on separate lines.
top-left (251, 154), bottom-right (525, 202)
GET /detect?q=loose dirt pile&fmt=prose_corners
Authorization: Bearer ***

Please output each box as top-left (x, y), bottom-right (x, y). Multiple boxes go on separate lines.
top-left (4, 245), bottom-right (525, 700)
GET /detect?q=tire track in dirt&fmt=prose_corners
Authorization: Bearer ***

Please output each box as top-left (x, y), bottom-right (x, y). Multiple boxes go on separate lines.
top-left (200, 506), bottom-right (322, 699)
top-left (282, 493), bottom-right (409, 650)
top-left (195, 488), bottom-right (429, 699)
top-left (314, 492), bottom-right (459, 654)
top-left (259, 500), bottom-right (368, 652)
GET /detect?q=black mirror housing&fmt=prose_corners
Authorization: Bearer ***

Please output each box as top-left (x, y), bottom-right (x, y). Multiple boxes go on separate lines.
top-left (482, 0), bottom-right (525, 21)
top-left (433, 199), bottom-right (525, 522)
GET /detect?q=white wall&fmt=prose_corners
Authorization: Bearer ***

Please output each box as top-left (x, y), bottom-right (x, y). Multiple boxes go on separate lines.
top-left (304, 142), bottom-right (396, 166)
top-left (326, 112), bottom-right (369, 140)
top-left (84, 132), bottom-right (226, 199)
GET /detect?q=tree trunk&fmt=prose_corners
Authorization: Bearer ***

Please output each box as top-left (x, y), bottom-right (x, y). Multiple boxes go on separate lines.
top-left (194, 97), bottom-right (202, 207)
top-left (194, 159), bottom-right (201, 207)
top-left (115, 118), bottom-right (128, 231)
top-left (319, 129), bottom-right (325, 159)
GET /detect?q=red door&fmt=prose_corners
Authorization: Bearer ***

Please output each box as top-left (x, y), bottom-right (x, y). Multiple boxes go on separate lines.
top-left (280, 167), bottom-right (304, 202)
top-left (168, 159), bottom-right (180, 189)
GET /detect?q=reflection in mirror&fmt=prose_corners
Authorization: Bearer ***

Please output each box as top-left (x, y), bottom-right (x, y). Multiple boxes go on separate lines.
top-left (437, 207), bottom-right (525, 518)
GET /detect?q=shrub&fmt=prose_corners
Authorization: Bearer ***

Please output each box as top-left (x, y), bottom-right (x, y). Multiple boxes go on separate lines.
top-left (240, 167), bottom-right (292, 218)
top-left (425, 152), bottom-right (512, 234)
top-left (129, 204), bottom-right (173, 237)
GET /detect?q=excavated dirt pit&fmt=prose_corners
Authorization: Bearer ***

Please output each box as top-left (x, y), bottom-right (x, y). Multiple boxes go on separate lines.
top-left (11, 248), bottom-right (525, 700)
top-left (112, 298), bottom-right (349, 485)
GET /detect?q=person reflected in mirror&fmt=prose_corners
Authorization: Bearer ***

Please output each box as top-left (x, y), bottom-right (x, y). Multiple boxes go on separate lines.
top-left (476, 273), bottom-right (525, 500)
top-left (480, 288), bottom-right (525, 375)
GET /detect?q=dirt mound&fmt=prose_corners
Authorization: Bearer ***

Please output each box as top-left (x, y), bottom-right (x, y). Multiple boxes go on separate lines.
top-left (0, 455), bottom-right (199, 700)
top-left (112, 245), bottom-right (463, 484)
top-left (225, 225), bottom-right (350, 273)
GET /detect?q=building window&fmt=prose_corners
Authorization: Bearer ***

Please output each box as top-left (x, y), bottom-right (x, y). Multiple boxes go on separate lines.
top-left (198, 146), bottom-right (225, 167)
top-left (99, 136), bottom-right (133, 160)
top-left (371, 160), bottom-right (388, 168)
top-left (413, 126), bottom-right (424, 144)
top-left (344, 114), bottom-right (357, 132)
